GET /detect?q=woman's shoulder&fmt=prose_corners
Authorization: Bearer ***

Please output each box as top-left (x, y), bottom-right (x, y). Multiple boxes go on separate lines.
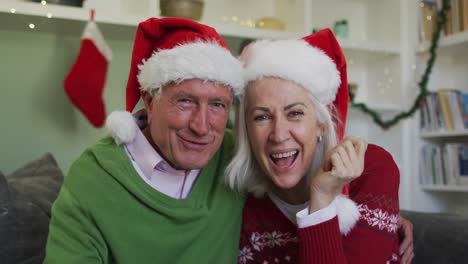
top-left (364, 144), bottom-right (398, 174)
top-left (349, 143), bottom-right (400, 198)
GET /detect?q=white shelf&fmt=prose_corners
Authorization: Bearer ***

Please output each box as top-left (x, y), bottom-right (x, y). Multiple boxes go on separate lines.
top-left (0, 0), bottom-right (305, 39)
top-left (421, 184), bottom-right (468, 192)
top-left (339, 38), bottom-right (400, 55)
top-left (418, 31), bottom-right (468, 54)
top-left (420, 130), bottom-right (468, 138)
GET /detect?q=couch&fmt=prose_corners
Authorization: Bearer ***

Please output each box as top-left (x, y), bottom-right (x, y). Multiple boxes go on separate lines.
top-left (1, 153), bottom-right (468, 263)
top-left (0, 153), bottom-right (63, 264)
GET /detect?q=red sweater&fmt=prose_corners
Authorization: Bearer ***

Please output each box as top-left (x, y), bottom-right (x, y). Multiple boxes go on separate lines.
top-left (238, 144), bottom-right (401, 264)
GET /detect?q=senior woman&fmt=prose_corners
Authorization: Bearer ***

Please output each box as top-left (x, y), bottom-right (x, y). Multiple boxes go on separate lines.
top-left (226, 29), bottom-right (404, 263)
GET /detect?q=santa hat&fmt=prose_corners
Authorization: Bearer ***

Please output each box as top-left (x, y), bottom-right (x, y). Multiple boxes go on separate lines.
top-left (106, 17), bottom-right (244, 144)
top-left (239, 29), bottom-right (358, 235)
top-left (239, 28), bottom-right (348, 140)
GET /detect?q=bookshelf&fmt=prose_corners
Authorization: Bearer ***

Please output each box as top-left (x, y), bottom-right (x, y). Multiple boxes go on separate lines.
top-left (421, 184), bottom-right (468, 192)
top-left (412, 1), bottom-right (468, 215)
top-left (421, 130), bottom-right (468, 138)
top-left (418, 30), bottom-right (468, 53)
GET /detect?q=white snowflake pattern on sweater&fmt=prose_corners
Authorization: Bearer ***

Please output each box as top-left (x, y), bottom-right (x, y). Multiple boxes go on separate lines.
top-left (357, 204), bottom-right (399, 233)
top-left (238, 231), bottom-right (298, 263)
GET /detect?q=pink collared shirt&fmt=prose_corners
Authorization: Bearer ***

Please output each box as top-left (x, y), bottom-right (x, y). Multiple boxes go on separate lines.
top-left (124, 128), bottom-right (200, 199)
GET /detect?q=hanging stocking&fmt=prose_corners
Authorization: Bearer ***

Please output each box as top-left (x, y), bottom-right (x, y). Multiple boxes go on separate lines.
top-left (64, 20), bottom-right (112, 127)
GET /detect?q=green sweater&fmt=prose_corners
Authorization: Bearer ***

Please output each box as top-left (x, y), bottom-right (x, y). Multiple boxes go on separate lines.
top-left (44, 131), bottom-right (244, 263)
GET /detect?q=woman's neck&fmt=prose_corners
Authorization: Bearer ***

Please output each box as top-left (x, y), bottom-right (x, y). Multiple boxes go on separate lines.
top-left (270, 181), bottom-right (309, 205)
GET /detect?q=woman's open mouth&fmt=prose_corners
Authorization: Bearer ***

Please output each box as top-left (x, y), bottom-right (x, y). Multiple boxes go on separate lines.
top-left (270, 150), bottom-right (299, 169)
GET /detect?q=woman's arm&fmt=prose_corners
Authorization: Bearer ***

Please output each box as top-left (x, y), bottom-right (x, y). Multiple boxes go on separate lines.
top-left (298, 144), bottom-right (400, 263)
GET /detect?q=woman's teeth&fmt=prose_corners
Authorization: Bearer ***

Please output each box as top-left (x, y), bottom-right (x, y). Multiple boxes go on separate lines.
top-left (271, 150), bottom-right (298, 159)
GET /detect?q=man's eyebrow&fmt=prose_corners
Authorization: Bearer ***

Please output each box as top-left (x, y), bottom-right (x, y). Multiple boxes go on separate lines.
top-left (173, 92), bottom-right (195, 99)
top-left (209, 97), bottom-right (231, 103)
top-left (284, 102), bottom-right (306, 111)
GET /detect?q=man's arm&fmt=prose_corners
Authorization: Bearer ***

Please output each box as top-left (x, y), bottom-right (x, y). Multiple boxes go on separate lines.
top-left (44, 186), bottom-right (107, 263)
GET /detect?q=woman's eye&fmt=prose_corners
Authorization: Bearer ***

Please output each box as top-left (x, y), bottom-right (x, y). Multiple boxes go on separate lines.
top-left (288, 111), bottom-right (304, 117)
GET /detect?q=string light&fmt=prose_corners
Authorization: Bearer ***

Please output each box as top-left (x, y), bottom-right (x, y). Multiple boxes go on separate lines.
top-left (10, 8), bottom-right (16, 13)
top-left (220, 16), bottom-right (255, 28)
top-left (29, 23), bottom-right (35, 29)
top-left (46, 12), bottom-right (53, 18)
top-left (41, 1), bottom-right (47, 5)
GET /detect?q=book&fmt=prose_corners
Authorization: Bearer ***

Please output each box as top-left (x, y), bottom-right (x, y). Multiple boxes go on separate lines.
top-left (445, 4), bottom-right (454, 35)
top-left (443, 144), bottom-right (459, 185)
top-left (438, 89), bottom-right (454, 130)
top-left (452, 0), bottom-right (461, 33)
top-left (420, 1), bottom-right (439, 41)
top-left (458, 0), bottom-right (465, 31)
top-left (461, 92), bottom-right (468, 129)
top-left (458, 144), bottom-right (468, 185)
top-left (447, 90), bottom-right (465, 130)
top-left (462, 0), bottom-right (468, 31)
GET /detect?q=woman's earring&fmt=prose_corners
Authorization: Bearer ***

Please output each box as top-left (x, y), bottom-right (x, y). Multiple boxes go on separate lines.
top-left (317, 135), bottom-right (323, 143)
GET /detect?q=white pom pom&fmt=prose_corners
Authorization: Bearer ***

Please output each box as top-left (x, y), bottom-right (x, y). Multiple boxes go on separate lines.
top-left (105, 111), bottom-right (138, 145)
top-left (336, 194), bottom-right (360, 235)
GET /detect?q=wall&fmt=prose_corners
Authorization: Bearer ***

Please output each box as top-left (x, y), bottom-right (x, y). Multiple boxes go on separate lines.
top-left (0, 28), bottom-right (129, 174)
top-left (0, 24), bottom-right (243, 175)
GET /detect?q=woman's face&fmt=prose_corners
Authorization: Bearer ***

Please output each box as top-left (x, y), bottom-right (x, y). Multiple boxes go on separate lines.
top-left (245, 77), bottom-right (324, 192)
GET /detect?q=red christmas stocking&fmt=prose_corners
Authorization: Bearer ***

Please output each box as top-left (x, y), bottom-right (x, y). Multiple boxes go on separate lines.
top-left (64, 21), bottom-right (112, 127)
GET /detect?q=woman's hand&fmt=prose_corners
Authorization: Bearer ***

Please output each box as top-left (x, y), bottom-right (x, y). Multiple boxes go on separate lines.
top-left (309, 136), bottom-right (368, 213)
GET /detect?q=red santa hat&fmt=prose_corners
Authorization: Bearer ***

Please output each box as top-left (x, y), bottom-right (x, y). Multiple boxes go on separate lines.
top-left (106, 17), bottom-right (244, 144)
top-left (239, 28), bottom-right (348, 140)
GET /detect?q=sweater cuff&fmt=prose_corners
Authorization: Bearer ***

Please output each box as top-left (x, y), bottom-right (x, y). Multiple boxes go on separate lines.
top-left (296, 197), bottom-right (337, 228)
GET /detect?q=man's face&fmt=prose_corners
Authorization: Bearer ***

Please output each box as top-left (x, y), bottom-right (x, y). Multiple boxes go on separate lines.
top-left (143, 79), bottom-right (232, 170)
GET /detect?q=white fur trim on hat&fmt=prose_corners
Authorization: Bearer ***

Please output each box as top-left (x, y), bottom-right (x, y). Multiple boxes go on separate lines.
top-left (240, 39), bottom-right (340, 104)
top-left (335, 194), bottom-right (360, 235)
top-left (106, 111), bottom-right (139, 145)
top-left (137, 41), bottom-right (245, 96)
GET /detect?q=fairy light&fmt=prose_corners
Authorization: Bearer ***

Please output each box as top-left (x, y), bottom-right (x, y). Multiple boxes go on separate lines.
top-left (10, 8), bottom-right (16, 13)
top-left (46, 12), bottom-right (53, 18)
top-left (41, 1), bottom-right (47, 5)
top-left (384, 67), bottom-right (390, 75)
top-left (29, 23), bottom-right (35, 29)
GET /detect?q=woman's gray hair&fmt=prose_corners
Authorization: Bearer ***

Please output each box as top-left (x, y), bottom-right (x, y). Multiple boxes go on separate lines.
top-left (224, 81), bottom-right (340, 197)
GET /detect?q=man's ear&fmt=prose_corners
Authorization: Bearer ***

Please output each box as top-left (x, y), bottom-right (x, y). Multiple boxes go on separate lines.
top-left (142, 92), bottom-right (152, 109)
top-left (142, 92), bottom-right (154, 123)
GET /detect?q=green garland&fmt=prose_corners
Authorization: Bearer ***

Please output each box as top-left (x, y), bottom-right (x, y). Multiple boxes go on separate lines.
top-left (350, 0), bottom-right (450, 129)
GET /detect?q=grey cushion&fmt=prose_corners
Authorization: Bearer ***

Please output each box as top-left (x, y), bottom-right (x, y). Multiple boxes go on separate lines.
top-left (0, 153), bottom-right (64, 264)
top-left (402, 210), bottom-right (468, 264)
top-left (0, 171), bottom-right (13, 264)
